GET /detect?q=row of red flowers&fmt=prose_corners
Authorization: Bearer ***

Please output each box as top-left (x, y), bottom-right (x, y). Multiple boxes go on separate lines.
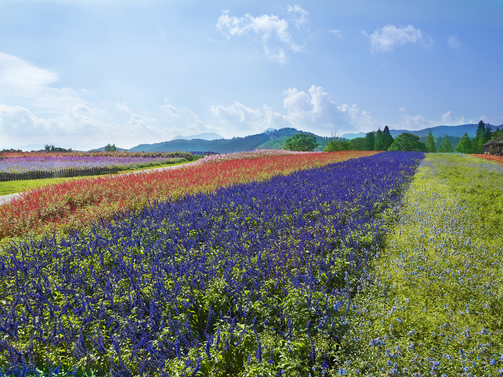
top-left (0, 151), bottom-right (377, 240)
top-left (471, 154), bottom-right (503, 165)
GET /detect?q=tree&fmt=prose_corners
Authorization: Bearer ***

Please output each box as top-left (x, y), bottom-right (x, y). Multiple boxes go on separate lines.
top-left (374, 129), bottom-right (384, 151)
top-left (438, 135), bottom-right (454, 153)
top-left (381, 126), bottom-right (394, 150)
top-left (492, 127), bottom-right (503, 140)
top-left (455, 132), bottom-right (474, 154)
top-left (324, 139), bottom-right (349, 152)
top-left (105, 143), bottom-right (118, 152)
top-left (348, 137), bottom-right (366, 151)
top-left (388, 132), bottom-right (427, 152)
top-left (473, 120), bottom-right (489, 153)
top-left (364, 131), bottom-right (375, 151)
top-left (425, 129), bottom-right (436, 153)
top-left (284, 134), bottom-right (318, 151)
top-left (484, 123), bottom-right (492, 142)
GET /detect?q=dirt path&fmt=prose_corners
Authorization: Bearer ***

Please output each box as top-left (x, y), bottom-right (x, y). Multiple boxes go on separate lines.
top-left (0, 161), bottom-right (198, 206)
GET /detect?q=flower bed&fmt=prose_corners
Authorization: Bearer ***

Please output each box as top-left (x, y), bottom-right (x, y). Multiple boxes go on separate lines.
top-left (0, 156), bottom-right (185, 174)
top-left (340, 154), bottom-right (503, 375)
top-left (0, 151), bottom-right (375, 240)
top-left (471, 153), bottom-right (503, 165)
top-left (0, 152), bottom-right (423, 376)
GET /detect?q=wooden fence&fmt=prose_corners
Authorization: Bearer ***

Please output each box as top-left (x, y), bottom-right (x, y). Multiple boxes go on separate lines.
top-left (0, 166), bottom-right (119, 182)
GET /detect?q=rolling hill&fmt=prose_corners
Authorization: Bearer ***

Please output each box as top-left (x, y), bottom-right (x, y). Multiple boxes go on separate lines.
top-left (342, 123), bottom-right (502, 140)
top-left (129, 128), bottom-right (330, 153)
top-left (128, 123), bottom-right (502, 153)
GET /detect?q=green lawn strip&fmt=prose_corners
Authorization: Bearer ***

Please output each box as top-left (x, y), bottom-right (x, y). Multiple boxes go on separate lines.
top-left (338, 154), bottom-right (503, 376)
top-left (0, 160), bottom-right (194, 196)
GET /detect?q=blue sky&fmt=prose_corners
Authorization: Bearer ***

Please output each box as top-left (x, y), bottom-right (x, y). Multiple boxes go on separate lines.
top-left (1, 0), bottom-right (502, 150)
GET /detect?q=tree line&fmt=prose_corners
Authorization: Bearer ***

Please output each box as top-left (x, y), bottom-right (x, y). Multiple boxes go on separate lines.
top-left (322, 121), bottom-right (502, 153)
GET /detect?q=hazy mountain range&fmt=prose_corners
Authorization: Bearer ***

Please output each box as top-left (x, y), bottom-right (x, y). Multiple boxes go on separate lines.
top-left (129, 128), bottom-right (330, 153)
top-left (109, 123), bottom-right (503, 153)
top-left (340, 123), bottom-right (500, 139)
top-left (171, 133), bottom-right (224, 141)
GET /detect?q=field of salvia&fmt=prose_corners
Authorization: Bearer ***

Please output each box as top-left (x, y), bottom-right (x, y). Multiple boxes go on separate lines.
top-left (0, 151), bottom-right (502, 376)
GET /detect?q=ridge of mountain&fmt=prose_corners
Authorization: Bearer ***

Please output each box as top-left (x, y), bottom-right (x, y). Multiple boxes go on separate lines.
top-left (129, 124), bottom-right (502, 153)
top-left (129, 128), bottom-right (330, 153)
top-left (171, 132), bottom-right (224, 141)
top-left (342, 123), bottom-right (502, 140)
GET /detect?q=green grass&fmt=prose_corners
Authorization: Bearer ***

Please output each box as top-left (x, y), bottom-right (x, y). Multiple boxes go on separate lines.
top-left (0, 160), bottom-right (193, 196)
top-left (338, 154), bottom-right (503, 376)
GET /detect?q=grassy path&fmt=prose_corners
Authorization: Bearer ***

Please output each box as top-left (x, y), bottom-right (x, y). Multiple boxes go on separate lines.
top-left (339, 154), bottom-right (503, 376)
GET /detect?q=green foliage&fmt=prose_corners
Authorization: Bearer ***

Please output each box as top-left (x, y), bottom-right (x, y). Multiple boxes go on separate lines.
top-left (425, 129), bottom-right (436, 153)
top-left (438, 134), bottom-right (454, 152)
top-left (44, 145), bottom-right (73, 152)
top-left (104, 143), bottom-right (117, 152)
top-left (492, 126), bottom-right (503, 140)
top-left (283, 133), bottom-right (318, 151)
top-left (324, 137), bottom-right (370, 152)
top-left (339, 154), bottom-right (503, 375)
top-left (324, 139), bottom-right (349, 152)
top-left (374, 127), bottom-right (394, 151)
top-left (381, 126), bottom-right (394, 150)
top-left (348, 137), bottom-right (366, 151)
top-left (455, 132), bottom-right (475, 153)
top-left (388, 132), bottom-right (427, 152)
top-left (473, 120), bottom-right (490, 153)
top-left (364, 131), bottom-right (375, 151)
top-left (374, 129), bottom-right (384, 151)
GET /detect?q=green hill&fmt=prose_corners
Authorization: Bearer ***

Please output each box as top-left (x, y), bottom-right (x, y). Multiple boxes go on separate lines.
top-left (129, 128), bottom-right (329, 153)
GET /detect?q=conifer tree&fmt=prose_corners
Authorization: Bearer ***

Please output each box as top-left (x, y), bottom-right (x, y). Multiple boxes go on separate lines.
top-left (473, 120), bottom-right (488, 153)
top-left (455, 132), bottom-right (474, 154)
top-left (381, 126), bottom-right (394, 150)
top-left (425, 129), bottom-right (436, 153)
top-left (438, 135), bottom-right (454, 153)
top-left (364, 131), bottom-right (375, 151)
top-left (374, 129), bottom-right (384, 151)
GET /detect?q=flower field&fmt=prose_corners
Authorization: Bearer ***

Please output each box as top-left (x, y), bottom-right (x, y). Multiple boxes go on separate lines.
top-left (0, 152), bottom-right (194, 159)
top-left (471, 153), bottom-right (503, 165)
top-left (0, 151), bottom-right (375, 241)
top-left (339, 154), bottom-right (503, 375)
top-left (0, 152), bottom-right (196, 182)
top-left (0, 152), bottom-right (423, 376)
top-left (0, 156), bottom-right (186, 174)
top-left (2, 151), bottom-right (501, 377)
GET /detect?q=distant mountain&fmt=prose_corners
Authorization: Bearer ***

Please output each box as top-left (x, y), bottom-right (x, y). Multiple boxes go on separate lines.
top-left (171, 132), bottom-right (223, 141)
top-left (89, 146), bottom-right (128, 152)
top-left (129, 123), bottom-right (503, 154)
top-left (262, 128), bottom-right (277, 133)
top-left (129, 128), bottom-right (330, 153)
top-left (341, 132), bottom-right (366, 140)
top-left (342, 124), bottom-right (482, 140)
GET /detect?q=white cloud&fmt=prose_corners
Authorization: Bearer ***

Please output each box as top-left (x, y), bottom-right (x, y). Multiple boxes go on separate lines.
top-left (0, 51), bottom-right (83, 115)
top-left (161, 99), bottom-right (215, 134)
top-left (216, 8), bottom-right (304, 63)
top-left (211, 102), bottom-right (287, 135)
top-left (328, 29), bottom-right (342, 38)
top-left (115, 102), bottom-right (131, 113)
top-left (365, 24), bottom-right (424, 52)
top-left (388, 109), bottom-right (476, 131)
top-left (0, 51), bottom-right (59, 90)
top-left (440, 110), bottom-right (471, 125)
top-left (287, 5), bottom-right (309, 27)
top-left (211, 85), bottom-right (376, 136)
top-left (448, 35), bottom-right (461, 48)
top-left (0, 103), bottom-right (107, 148)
